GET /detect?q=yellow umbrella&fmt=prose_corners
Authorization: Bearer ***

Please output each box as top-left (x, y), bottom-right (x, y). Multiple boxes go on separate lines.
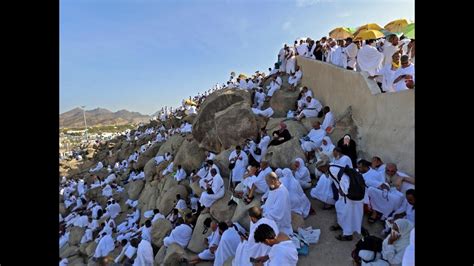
top-left (353, 23), bottom-right (384, 37)
top-left (185, 99), bottom-right (197, 106)
top-left (384, 19), bottom-right (410, 33)
top-left (238, 73), bottom-right (248, 79)
top-left (329, 27), bottom-right (353, 40)
top-left (354, 29), bottom-right (385, 40)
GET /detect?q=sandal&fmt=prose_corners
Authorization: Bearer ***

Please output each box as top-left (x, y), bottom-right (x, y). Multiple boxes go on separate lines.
top-left (335, 234), bottom-right (353, 241)
top-left (330, 225), bottom-right (342, 231)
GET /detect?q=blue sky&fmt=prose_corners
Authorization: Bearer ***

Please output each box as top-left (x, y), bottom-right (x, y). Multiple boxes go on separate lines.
top-left (60, 0), bottom-right (414, 115)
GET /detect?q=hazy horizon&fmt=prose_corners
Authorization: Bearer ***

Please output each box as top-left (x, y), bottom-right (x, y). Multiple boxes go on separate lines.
top-left (60, 0), bottom-right (414, 115)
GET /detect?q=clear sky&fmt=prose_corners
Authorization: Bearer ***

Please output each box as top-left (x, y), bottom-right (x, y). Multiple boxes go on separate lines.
top-left (60, 0), bottom-right (414, 115)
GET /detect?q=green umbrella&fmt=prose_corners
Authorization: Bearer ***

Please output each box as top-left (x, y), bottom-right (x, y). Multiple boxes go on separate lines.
top-left (402, 23), bottom-right (415, 39)
top-left (347, 27), bottom-right (357, 34)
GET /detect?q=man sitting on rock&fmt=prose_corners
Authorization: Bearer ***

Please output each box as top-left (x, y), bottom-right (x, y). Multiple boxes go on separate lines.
top-left (163, 214), bottom-right (194, 249)
top-left (288, 65), bottom-right (303, 89)
top-left (321, 106), bottom-right (335, 133)
top-left (266, 73), bottom-right (283, 100)
top-left (367, 163), bottom-right (415, 223)
top-left (188, 217), bottom-right (221, 264)
top-left (296, 95), bottom-right (323, 121)
top-left (174, 164), bottom-right (187, 182)
top-left (300, 121), bottom-right (326, 163)
top-left (198, 168), bottom-right (225, 213)
top-left (268, 122), bottom-right (291, 146)
top-left (252, 223), bottom-right (298, 266)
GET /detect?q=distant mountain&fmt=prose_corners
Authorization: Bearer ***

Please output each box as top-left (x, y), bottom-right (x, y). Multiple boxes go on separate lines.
top-left (60, 108), bottom-right (151, 128)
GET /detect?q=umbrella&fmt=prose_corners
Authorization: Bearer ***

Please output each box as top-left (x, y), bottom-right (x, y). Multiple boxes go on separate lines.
top-left (353, 23), bottom-right (383, 36)
top-left (384, 19), bottom-right (410, 33)
top-left (329, 27), bottom-right (353, 40)
top-left (354, 29), bottom-right (385, 41)
top-left (402, 23), bottom-right (415, 39)
top-left (238, 73), bottom-right (248, 79)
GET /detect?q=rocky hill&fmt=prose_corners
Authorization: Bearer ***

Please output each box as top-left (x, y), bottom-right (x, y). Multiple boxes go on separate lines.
top-left (60, 108), bottom-right (151, 128)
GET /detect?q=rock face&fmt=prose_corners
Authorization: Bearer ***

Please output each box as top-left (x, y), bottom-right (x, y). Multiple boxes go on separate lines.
top-left (157, 184), bottom-right (189, 215)
top-left (160, 243), bottom-right (188, 266)
top-left (127, 180), bottom-right (145, 201)
top-left (68, 227), bottom-right (85, 246)
top-left (173, 139), bottom-right (206, 173)
top-left (157, 134), bottom-right (185, 156)
top-left (210, 190), bottom-right (236, 222)
top-left (138, 180), bottom-right (160, 213)
top-left (144, 158), bottom-right (157, 182)
top-left (60, 245), bottom-right (79, 258)
top-left (192, 89), bottom-right (265, 153)
top-left (187, 213), bottom-right (212, 253)
top-left (134, 142), bottom-right (162, 170)
top-left (214, 148), bottom-right (233, 179)
top-left (117, 142), bottom-right (136, 162)
top-left (151, 218), bottom-right (173, 248)
top-left (265, 138), bottom-right (306, 169)
top-left (269, 89), bottom-right (300, 117)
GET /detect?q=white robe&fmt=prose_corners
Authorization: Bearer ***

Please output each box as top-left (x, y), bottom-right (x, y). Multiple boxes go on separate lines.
top-left (176, 199), bottom-right (187, 211)
top-left (331, 46), bottom-right (347, 68)
top-left (288, 70), bottom-right (302, 87)
top-left (213, 227), bottom-right (241, 266)
top-left (199, 173), bottom-right (225, 208)
top-left (93, 234), bottom-right (115, 258)
top-left (296, 43), bottom-right (308, 56)
top-left (310, 173), bottom-right (336, 205)
top-left (133, 239), bottom-right (154, 266)
top-left (267, 240), bottom-right (298, 266)
top-left (402, 229), bottom-right (415, 266)
top-left (252, 107), bottom-right (274, 118)
top-left (357, 45), bottom-right (384, 76)
top-left (152, 213), bottom-right (165, 224)
top-left (286, 49), bottom-right (297, 74)
top-left (375, 64), bottom-right (397, 92)
top-left (174, 168), bottom-right (187, 182)
top-left (300, 98), bottom-right (322, 118)
top-left (368, 186), bottom-right (405, 219)
top-left (266, 77), bottom-right (282, 97)
top-left (163, 224), bottom-right (193, 248)
top-left (102, 185), bottom-right (113, 198)
top-left (262, 185), bottom-right (293, 235)
top-left (252, 166), bottom-right (272, 194)
top-left (382, 43), bottom-right (400, 67)
top-left (229, 151), bottom-right (249, 183)
top-left (392, 64), bottom-right (415, 92)
top-left (332, 168), bottom-right (364, 236)
top-left (345, 43), bottom-right (359, 69)
top-left (321, 111), bottom-right (335, 131)
top-left (198, 229), bottom-right (221, 260)
top-left (254, 91), bottom-right (266, 109)
top-left (280, 169), bottom-right (311, 218)
top-left (297, 90), bottom-right (313, 110)
top-left (294, 158), bottom-right (311, 189)
top-left (233, 217), bottom-right (279, 266)
top-left (333, 155), bottom-right (353, 168)
top-left (301, 128), bottom-right (326, 152)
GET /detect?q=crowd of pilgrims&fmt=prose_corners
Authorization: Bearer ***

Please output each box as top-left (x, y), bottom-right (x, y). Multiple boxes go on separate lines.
top-left (59, 35), bottom-right (414, 266)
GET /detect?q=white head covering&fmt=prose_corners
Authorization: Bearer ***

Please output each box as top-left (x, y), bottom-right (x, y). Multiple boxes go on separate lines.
top-left (321, 136), bottom-right (335, 153)
top-left (275, 168), bottom-right (283, 177)
top-left (282, 168), bottom-right (295, 179)
top-left (383, 219), bottom-right (414, 252)
top-left (294, 158), bottom-right (305, 170)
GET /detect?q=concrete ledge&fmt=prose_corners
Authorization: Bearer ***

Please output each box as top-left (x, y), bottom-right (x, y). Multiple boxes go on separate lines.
top-left (297, 56), bottom-right (414, 175)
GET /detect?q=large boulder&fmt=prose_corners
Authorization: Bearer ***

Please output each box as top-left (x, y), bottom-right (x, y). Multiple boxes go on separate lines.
top-left (210, 190), bottom-right (236, 222)
top-left (117, 142), bottom-right (136, 162)
top-left (301, 117), bottom-right (322, 132)
top-left (85, 186), bottom-right (102, 202)
top-left (189, 180), bottom-right (204, 198)
top-left (68, 255), bottom-right (86, 266)
top-left (214, 148), bottom-right (233, 179)
top-left (162, 243), bottom-right (188, 266)
top-left (134, 142), bottom-right (163, 170)
top-left (157, 184), bottom-right (189, 215)
top-left (68, 227), bottom-right (85, 246)
top-left (173, 139), bottom-right (206, 173)
top-left (154, 245), bottom-right (167, 266)
top-left (182, 114), bottom-right (197, 124)
top-left (264, 138), bottom-right (306, 169)
top-left (151, 218), bottom-right (173, 248)
top-left (157, 134), bottom-right (185, 156)
top-left (192, 89), bottom-right (265, 153)
top-left (60, 244), bottom-right (79, 258)
top-left (127, 180), bottom-right (145, 200)
top-left (59, 203), bottom-right (67, 216)
top-left (187, 213), bottom-right (212, 253)
top-left (269, 89), bottom-right (300, 117)
top-left (144, 158), bottom-right (157, 182)
top-left (85, 241), bottom-right (98, 257)
top-left (138, 180), bottom-right (160, 214)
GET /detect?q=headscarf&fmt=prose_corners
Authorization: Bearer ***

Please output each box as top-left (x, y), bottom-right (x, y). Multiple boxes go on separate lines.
top-left (343, 134), bottom-right (351, 146)
top-left (383, 219), bottom-right (414, 252)
top-left (321, 136), bottom-right (335, 154)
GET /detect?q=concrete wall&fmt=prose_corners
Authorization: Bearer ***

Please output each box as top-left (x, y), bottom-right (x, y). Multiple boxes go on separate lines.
top-left (297, 56), bottom-right (414, 176)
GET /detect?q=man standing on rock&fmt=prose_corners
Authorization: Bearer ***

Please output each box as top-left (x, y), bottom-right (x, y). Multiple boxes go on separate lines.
top-left (228, 146), bottom-right (248, 189)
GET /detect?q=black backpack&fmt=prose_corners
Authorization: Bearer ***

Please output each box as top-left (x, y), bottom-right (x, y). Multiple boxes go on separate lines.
top-left (351, 233), bottom-right (384, 265)
top-left (328, 165), bottom-right (366, 202)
